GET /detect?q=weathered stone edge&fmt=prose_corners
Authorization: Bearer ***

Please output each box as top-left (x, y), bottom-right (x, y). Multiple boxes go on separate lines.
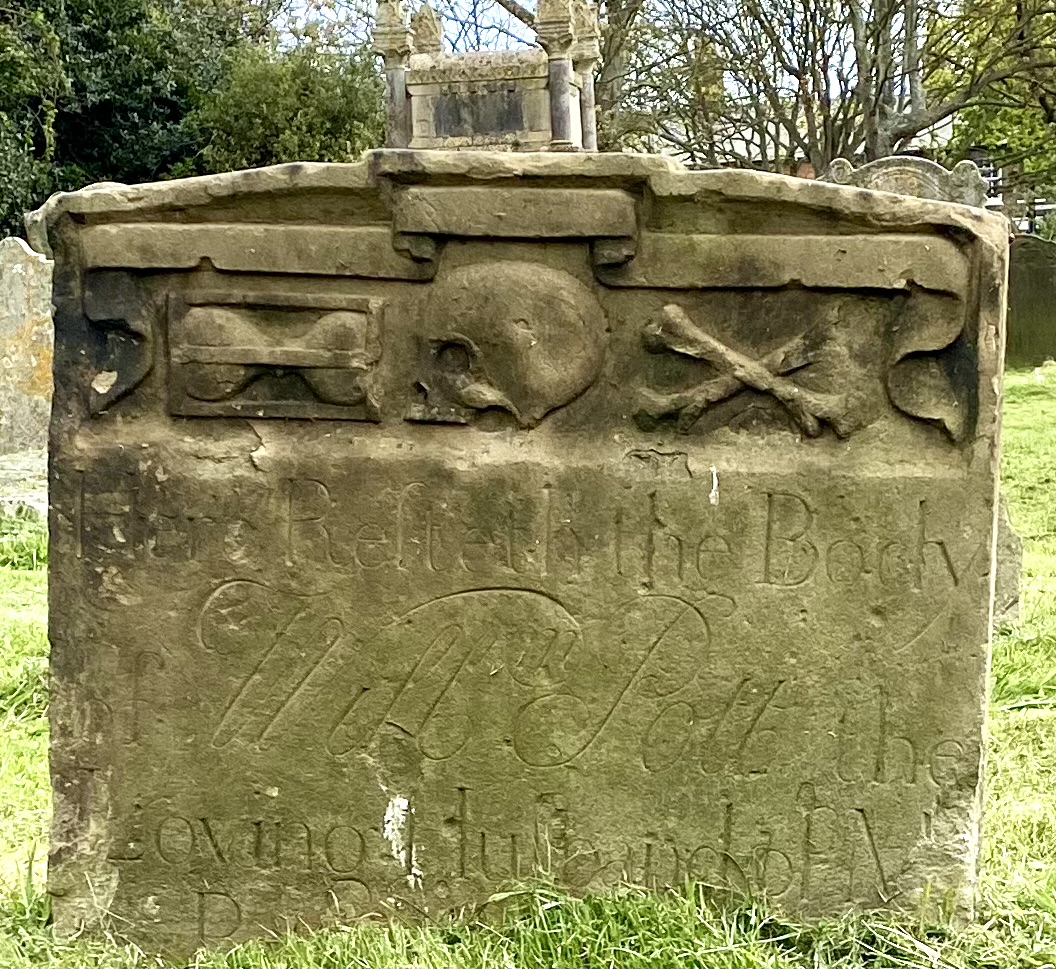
top-left (26, 151), bottom-right (1011, 258)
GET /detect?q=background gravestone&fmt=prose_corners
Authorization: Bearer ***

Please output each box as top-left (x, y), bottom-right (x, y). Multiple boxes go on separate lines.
top-left (994, 494), bottom-right (1023, 625)
top-left (0, 237), bottom-right (52, 454)
top-left (823, 156), bottom-right (989, 208)
top-left (1007, 234), bottom-right (1056, 368)
top-left (36, 151), bottom-right (1006, 955)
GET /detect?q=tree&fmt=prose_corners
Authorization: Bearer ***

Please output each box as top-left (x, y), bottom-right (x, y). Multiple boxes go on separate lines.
top-left (615, 0), bottom-right (1056, 172)
top-left (0, 0), bottom-right (252, 233)
top-left (0, 8), bottom-right (67, 233)
top-left (48, 0), bottom-right (253, 186)
top-left (188, 43), bottom-right (384, 172)
top-left (409, 0), bottom-right (1056, 172)
top-left (0, 0), bottom-right (386, 235)
top-left (947, 44), bottom-right (1056, 210)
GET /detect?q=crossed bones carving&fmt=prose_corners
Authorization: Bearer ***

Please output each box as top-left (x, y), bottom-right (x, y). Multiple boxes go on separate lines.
top-left (640, 304), bottom-right (861, 438)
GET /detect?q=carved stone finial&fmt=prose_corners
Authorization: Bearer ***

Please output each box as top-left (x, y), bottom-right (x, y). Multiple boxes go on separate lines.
top-left (822, 156), bottom-right (988, 208)
top-left (411, 3), bottom-right (443, 54)
top-left (571, 0), bottom-right (600, 66)
top-left (535, 0), bottom-right (576, 56)
top-left (573, 0), bottom-right (599, 43)
top-left (373, 0), bottom-right (413, 63)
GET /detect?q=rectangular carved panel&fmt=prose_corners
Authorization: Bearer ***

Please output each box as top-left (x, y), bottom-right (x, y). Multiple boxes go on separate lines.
top-left (38, 151), bottom-right (1007, 957)
top-left (168, 292), bottom-right (383, 419)
top-left (599, 233), bottom-right (969, 294)
top-left (82, 224), bottom-right (433, 280)
top-left (393, 186), bottom-right (637, 238)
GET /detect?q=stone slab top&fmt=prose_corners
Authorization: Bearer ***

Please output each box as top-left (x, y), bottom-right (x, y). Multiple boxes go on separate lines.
top-left (407, 48), bottom-right (550, 81)
top-left (27, 151), bottom-right (1010, 257)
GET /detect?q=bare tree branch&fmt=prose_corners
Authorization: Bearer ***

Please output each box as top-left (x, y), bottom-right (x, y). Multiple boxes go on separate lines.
top-left (491, 0), bottom-right (535, 27)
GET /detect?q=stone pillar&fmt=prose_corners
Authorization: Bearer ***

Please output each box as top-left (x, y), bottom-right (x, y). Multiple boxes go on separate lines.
top-left (373, 0), bottom-right (414, 149)
top-left (536, 0), bottom-right (578, 150)
top-left (572, 0), bottom-right (600, 151)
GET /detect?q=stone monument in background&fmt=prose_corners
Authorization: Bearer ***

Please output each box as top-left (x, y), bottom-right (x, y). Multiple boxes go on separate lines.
top-left (1007, 234), bottom-right (1056, 368)
top-left (36, 148), bottom-right (1007, 954)
top-left (823, 156), bottom-right (989, 208)
top-left (375, 0), bottom-right (600, 151)
top-left (0, 237), bottom-right (52, 453)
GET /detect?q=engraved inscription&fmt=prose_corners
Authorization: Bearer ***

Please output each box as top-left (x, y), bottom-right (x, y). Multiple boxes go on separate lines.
top-left (69, 466), bottom-right (982, 602)
top-left (200, 584), bottom-right (719, 766)
top-left (760, 493), bottom-right (979, 591)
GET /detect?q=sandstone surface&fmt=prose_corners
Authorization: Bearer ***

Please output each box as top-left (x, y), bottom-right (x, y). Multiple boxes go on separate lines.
top-left (36, 150), bottom-right (1007, 954)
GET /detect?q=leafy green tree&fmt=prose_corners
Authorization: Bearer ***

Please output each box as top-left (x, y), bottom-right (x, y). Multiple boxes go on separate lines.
top-left (949, 86), bottom-right (1056, 209)
top-left (0, 0), bottom-right (249, 233)
top-left (47, 0), bottom-right (247, 187)
top-left (0, 0), bottom-right (384, 236)
top-left (0, 8), bottom-right (66, 233)
top-left (188, 42), bottom-right (384, 173)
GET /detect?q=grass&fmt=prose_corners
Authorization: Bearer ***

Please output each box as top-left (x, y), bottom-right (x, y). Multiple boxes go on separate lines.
top-left (0, 369), bottom-right (1055, 967)
top-left (0, 505), bottom-right (46, 572)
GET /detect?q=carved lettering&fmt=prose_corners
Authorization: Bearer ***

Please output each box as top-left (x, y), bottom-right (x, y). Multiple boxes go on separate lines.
top-left (641, 701), bottom-right (695, 773)
top-left (701, 678), bottom-right (786, 775)
top-left (514, 595), bottom-right (707, 766)
top-left (852, 808), bottom-right (890, 902)
top-left (107, 800), bottom-right (145, 861)
top-left (327, 878), bottom-right (372, 917)
top-left (543, 486), bottom-right (584, 580)
top-left (286, 478), bottom-right (342, 567)
top-left (324, 824), bottom-right (365, 874)
top-left (825, 539), bottom-right (865, 585)
top-left (929, 739), bottom-right (966, 786)
top-left (797, 783), bottom-right (844, 904)
top-left (353, 524), bottom-right (392, 569)
top-left (196, 891), bottom-right (242, 944)
top-left (915, 499), bottom-right (960, 589)
top-left (156, 816), bottom-right (195, 864)
top-left (761, 492), bottom-right (818, 586)
top-left (279, 820), bottom-right (312, 870)
top-left (837, 687), bottom-right (917, 785)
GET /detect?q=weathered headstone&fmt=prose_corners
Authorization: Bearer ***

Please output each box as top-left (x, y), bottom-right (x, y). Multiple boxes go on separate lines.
top-left (36, 151), bottom-right (1007, 954)
top-left (0, 237), bottom-right (52, 453)
top-left (1007, 234), bottom-right (1056, 367)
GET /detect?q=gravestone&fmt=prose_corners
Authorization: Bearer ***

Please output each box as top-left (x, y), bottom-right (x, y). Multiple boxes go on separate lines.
top-left (36, 151), bottom-right (1007, 955)
top-left (823, 156), bottom-right (989, 208)
top-left (0, 237), bottom-right (52, 452)
top-left (1007, 234), bottom-right (1056, 367)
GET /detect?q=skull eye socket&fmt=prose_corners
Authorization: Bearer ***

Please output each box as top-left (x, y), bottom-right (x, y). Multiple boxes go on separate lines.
top-left (435, 341), bottom-right (472, 377)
